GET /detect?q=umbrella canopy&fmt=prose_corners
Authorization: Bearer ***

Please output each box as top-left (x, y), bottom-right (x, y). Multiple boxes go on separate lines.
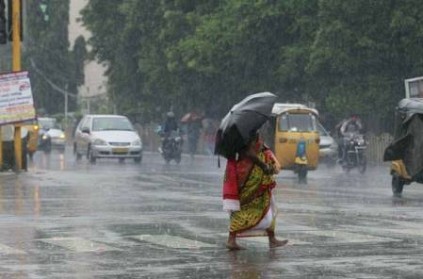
top-left (214, 92), bottom-right (277, 158)
top-left (181, 112), bottom-right (202, 123)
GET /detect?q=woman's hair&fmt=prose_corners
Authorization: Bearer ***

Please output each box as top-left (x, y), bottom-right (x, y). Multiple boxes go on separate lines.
top-left (248, 132), bottom-right (259, 144)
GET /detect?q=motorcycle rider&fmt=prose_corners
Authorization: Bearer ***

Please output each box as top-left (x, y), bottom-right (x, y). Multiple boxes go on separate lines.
top-left (339, 114), bottom-right (363, 164)
top-left (160, 111), bottom-right (179, 153)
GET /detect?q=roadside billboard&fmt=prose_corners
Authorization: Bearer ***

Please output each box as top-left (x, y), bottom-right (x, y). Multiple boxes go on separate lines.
top-left (0, 71), bottom-right (36, 125)
top-left (404, 76), bottom-right (423, 98)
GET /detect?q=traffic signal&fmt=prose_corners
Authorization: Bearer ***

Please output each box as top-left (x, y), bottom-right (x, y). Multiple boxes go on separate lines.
top-left (7, 0), bottom-right (23, 42)
top-left (0, 0), bottom-right (6, 44)
top-left (39, 0), bottom-right (49, 22)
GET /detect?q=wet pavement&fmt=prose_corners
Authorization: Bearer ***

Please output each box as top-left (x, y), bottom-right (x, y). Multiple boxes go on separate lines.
top-left (0, 148), bottom-right (423, 278)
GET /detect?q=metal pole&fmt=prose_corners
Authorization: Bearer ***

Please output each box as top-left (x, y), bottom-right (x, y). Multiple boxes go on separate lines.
top-left (0, 128), bottom-right (3, 169)
top-left (12, 0), bottom-right (22, 171)
top-left (11, 0), bottom-right (19, 71)
top-left (65, 85), bottom-right (68, 129)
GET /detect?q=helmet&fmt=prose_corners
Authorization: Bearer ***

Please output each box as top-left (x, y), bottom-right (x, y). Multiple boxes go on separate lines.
top-left (350, 113), bottom-right (359, 120)
top-left (167, 111), bottom-right (175, 118)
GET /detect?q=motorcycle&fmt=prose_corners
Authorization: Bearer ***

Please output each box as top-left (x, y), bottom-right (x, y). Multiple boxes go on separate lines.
top-left (158, 130), bottom-right (183, 164)
top-left (38, 129), bottom-right (52, 153)
top-left (341, 133), bottom-right (367, 173)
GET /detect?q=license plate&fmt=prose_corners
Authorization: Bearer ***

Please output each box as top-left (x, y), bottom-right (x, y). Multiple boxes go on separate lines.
top-left (113, 148), bottom-right (128, 154)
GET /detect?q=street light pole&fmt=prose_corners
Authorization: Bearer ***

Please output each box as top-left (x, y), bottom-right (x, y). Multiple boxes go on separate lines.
top-left (12, 0), bottom-right (22, 171)
top-left (64, 84), bottom-right (68, 130)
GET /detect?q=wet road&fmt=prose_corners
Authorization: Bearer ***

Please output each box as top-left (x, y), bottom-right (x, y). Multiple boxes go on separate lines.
top-left (0, 148), bottom-right (423, 278)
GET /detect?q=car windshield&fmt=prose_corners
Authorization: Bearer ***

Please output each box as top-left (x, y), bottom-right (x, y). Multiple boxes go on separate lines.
top-left (92, 117), bottom-right (134, 131)
top-left (38, 118), bottom-right (57, 129)
top-left (279, 113), bottom-right (316, 132)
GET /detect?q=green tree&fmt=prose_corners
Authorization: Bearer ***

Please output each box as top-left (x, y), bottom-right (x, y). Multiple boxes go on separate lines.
top-left (307, 0), bottom-right (423, 130)
top-left (24, 0), bottom-right (84, 115)
top-left (81, 0), bottom-right (423, 132)
top-left (82, 0), bottom-right (318, 119)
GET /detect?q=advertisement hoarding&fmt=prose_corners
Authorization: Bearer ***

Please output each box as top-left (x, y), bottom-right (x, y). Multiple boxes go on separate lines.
top-left (0, 71), bottom-right (36, 125)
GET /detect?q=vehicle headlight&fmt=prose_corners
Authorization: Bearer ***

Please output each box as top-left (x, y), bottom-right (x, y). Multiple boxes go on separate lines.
top-left (93, 138), bottom-right (107, 146)
top-left (59, 133), bottom-right (65, 139)
top-left (132, 139), bottom-right (142, 146)
top-left (42, 134), bottom-right (49, 140)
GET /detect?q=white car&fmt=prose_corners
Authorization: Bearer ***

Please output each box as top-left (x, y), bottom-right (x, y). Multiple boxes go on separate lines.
top-left (73, 114), bottom-right (143, 164)
top-left (317, 122), bottom-right (338, 167)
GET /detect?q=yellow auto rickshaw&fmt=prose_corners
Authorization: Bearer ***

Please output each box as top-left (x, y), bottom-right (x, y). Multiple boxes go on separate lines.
top-left (262, 103), bottom-right (320, 182)
top-left (384, 98), bottom-right (423, 196)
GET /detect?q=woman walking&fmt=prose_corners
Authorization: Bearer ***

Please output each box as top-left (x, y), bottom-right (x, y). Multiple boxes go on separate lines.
top-left (222, 133), bottom-right (288, 250)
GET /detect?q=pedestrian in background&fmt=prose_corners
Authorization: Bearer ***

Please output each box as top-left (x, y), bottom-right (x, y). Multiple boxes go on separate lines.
top-left (202, 118), bottom-right (217, 155)
top-left (181, 111), bottom-right (203, 159)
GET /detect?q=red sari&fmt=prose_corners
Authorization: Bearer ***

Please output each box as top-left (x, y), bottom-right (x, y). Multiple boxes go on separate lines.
top-left (223, 148), bottom-right (279, 235)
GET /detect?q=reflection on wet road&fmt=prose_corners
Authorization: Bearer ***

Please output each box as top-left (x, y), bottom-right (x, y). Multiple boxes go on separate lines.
top-left (0, 148), bottom-right (422, 277)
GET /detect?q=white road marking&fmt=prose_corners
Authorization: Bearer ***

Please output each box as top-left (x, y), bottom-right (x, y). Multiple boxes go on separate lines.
top-left (240, 236), bottom-right (310, 246)
top-left (304, 230), bottom-right (399, 243)
top-left (217, 233), bottom-right (309, 246)
top-left (0, 243), bottom-right (26, 255)
top-left (40, 237), bottom-right (121, 252)
top-left (131, 234), bottom-right (216, 249)
top-left (346, 225), bottom-right (423, 238)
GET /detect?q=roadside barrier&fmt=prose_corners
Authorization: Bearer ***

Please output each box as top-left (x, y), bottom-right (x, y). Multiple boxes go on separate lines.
top-left (365, 133), bottom-right (393, 164)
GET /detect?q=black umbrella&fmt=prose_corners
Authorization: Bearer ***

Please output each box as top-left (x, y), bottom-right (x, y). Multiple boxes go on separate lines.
top-left (214, 92), bottom-right (277, 158)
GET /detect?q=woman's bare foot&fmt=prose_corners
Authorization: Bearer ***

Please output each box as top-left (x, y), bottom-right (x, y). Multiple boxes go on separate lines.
top-left (226, 242), bottom-right (245, 251)
top-left (226, 233), bottom-right (245, 251)
top-left (269, 238), bottom-right (288, 249)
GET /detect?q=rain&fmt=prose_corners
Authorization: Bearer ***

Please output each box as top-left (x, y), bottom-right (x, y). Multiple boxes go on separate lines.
top-left (0, 0), bottom-right (422, 278)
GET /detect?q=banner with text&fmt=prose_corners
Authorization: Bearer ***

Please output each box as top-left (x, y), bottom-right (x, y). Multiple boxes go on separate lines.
top-left (0, 71), bottom-right (36, 125)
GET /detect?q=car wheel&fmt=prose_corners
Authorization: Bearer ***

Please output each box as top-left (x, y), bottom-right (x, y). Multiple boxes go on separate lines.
top-left (134, 156), bottom-right (142, 164)
top-left (392, 173), bottom-right (405, 197)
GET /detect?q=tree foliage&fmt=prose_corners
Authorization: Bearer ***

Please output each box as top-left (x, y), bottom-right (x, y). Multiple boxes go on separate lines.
top-left (24, 0), bottom-right (85, 115)
top-left (82, 0), bottom-right (423, 131)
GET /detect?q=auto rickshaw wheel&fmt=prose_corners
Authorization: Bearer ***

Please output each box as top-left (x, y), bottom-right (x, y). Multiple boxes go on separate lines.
top-left (392, 173), bottom-right (405, 196)
top-left (298, 165), bottom-right (307, 183)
